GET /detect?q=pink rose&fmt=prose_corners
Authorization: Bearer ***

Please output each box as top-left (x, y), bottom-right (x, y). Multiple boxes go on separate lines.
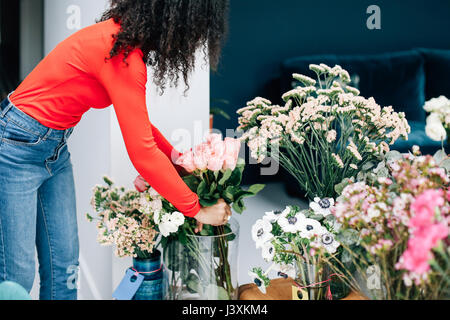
top-left (223, 138), bottom-right (241, 170)
top-left (134, 175), bottom-right (149, 193)
top-left (193, 144), bottom-right (209, 171)
top-left (207, 136), bottom-right (225, 171)
top-left (175, 150), bottom-right (196, 173)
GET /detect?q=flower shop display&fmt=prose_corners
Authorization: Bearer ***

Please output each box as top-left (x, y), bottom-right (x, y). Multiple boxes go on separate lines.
top-left (321, 148), bottom-right (450, 300)
top-left (87, 177), bottom-right (184, 300)
top-left (237, 63), bottom-right (410, 199)
top-left (423, 95), bottom-right (450, 143)
top-left (161, 134), bottom-right (265, 300)
top-left (249, 203), bottom-right (349, 300)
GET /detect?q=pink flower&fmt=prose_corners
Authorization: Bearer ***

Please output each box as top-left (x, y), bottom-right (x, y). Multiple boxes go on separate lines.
top-left (207, 135), bottom-right (226, 171)
top-left (398, 237), bottom-right (433, 274)
top-left (134, 175), bottom-right (149, 193)
top-left (223, 138), bottom-right (241, 170)
top-left (175, 149), bottom-right (196, 173)
top-left (414, 223), bottom-right (448, 249)
top-left (193, 144), bottom-right (209, 171)
top-left (410, 189), bottom-right (444, 228)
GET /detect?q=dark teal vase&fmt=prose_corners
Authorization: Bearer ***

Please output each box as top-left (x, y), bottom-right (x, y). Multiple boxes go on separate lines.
top-left (132, 250), bottom-right (163, 300)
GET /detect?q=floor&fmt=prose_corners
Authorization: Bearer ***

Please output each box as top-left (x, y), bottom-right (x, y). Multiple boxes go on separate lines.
top-left (233, 182), bottom-right (307, 285)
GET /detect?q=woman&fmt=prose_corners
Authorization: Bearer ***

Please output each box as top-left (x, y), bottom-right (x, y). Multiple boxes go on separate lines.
top-left (0, 0), bottom-right (230, 300)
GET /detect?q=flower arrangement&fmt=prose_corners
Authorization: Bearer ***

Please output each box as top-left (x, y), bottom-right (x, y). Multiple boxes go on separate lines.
top-left (322, 148), bottom-right (450, 299)
top-left (162, 134), bottom-right (265, 300)
top-left (237, 64), bottom-right (410, 199)
top-left (424, 95), bottom-right (450, 143)
top-left (87, 177), bottom-right (184, 259)
top-left (249, 201), bottom-right (348, 300)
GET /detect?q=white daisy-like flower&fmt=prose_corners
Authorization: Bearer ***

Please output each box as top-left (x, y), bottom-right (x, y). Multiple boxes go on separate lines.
top-left (153, 210), bottom-right (161, 224)
top-left (248, 270), bottom-right (268, 294)
top-left (263, 207), bottom-right (289, 222)
top-left (277, 212), bottom-right (306, 233)
top-left (312, 232), bottom-right (340, 254)
top-left (261, 242), bottom-right (275, 262)
top-left (251, 219), bottom-right (274, 248)
top-left (299, 218), bottom-right (325, 239)
top-left (274, 263), bottom-right (296, 279)
top-left (309, 197), bottom-right (334, 217)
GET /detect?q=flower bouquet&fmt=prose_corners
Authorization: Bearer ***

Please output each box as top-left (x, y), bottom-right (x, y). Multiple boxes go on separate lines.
top-left (424, 95), bottom-right (450, 144)
top-left (322, 148), bottom-right (450, 299)
top-left (87, 177), bottom-right (185, 300)
top-left (162, 134), bottom-right (265, 300)
top-left (237, 64), bottom-right (410, 199)
top-left (249, 202), bottom-right (349, 300)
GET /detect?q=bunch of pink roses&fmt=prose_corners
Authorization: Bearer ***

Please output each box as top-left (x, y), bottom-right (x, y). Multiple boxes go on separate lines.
top-left (175, 134), bottom-right (241, 172)
top-left (325, 151), bottom-right (450, 299)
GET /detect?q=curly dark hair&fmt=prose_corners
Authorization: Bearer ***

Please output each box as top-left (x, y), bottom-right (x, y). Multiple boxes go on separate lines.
top-left (100, 0), bottom-right (229, 93)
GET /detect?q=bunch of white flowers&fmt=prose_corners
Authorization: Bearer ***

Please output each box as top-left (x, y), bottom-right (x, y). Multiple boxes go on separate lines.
top-left (238, 64), bottom-right (410, 199)
top-left (424, 96), bottom-right (450, 142)
top-left (249, 199), bottom-right (341, 294)
top-left (87, 177), bottom-right (184, 259)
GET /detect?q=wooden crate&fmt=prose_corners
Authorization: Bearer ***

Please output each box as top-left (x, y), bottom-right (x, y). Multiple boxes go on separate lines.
top-left (239, 278), bottom-right (367, 300)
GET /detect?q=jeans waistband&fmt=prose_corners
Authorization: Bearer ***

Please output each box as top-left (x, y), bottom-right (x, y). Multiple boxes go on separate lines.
top-left (0, 93), bottom-right (73, 141)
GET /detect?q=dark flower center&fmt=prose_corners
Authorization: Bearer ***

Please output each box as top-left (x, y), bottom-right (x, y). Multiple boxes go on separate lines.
top-left (322, 234), bottom-right (333, 245)
top-left (306, 225), bottom-right (314, 231)
top-left (278, 272), bottom-right (288, 279)
top-left (269, 247), bottom-right (273, 254)
top-left (319, 198), bottom-right (331, 209)
top-left (274, 210), bottom-right (282, 215)
top-left (288, 217), bottom-right (297, 225)
top-left (254, 278), bottom-right (262, 287)
top-left (257, 228), bottom-right (264, 237)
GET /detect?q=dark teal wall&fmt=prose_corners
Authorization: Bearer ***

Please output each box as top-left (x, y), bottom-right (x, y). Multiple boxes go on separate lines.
top-left (211, 0), bottom-right (450, 133)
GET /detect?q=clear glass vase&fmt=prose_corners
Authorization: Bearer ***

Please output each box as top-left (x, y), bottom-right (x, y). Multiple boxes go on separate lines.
top-left (294, 262), bottom-right (330, 300)
top-left (164, 218), bottom-right (240, 300)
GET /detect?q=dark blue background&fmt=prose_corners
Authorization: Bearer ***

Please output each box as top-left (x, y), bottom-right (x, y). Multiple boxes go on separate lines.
top-left (211, 0), bottom-right (450, 133)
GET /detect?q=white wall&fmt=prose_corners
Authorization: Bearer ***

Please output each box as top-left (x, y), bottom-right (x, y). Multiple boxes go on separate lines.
top-left (20, 0), bottom-right (43, 80)
top-left (38, 0), bottom-right (210, 300)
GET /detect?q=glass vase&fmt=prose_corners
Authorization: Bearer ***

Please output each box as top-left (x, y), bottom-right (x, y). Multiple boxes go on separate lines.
top-left (164, 218), bottom-right (240, 300)
top-left (294, 262), bottom-right (330, 300)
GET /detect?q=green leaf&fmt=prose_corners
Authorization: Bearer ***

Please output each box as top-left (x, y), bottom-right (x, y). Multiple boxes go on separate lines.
top-left (219, 169), bottom-right (233, 185)
top-left (199, 198), bottom-right (219, 207)
top-left (222, 186), bottom-right (235, 203)
top-left (86, 213), bottom-right (93, 222)
top-left (182, 175), bottom-right (200, 193)
top-left (186, 273), bottom-right (200, 294)
top-left (197, 180), bottom-right (207, 196)
top-left (247, 184), bottom-right (265, 195)
top-left (232, 199), bottom-right (245, 214)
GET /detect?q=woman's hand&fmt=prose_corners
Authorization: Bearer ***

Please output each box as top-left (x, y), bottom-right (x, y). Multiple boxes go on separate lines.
top-left (194, 199), bottom-right (232, 233)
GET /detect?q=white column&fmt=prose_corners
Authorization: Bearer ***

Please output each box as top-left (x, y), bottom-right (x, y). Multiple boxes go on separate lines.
top-left (41, 0), bottom-right (210, 300)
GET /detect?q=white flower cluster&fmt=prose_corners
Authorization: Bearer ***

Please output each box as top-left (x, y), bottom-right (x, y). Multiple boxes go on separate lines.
top-left (89, 180), bottom-right (184, 258)
top-left (238, 64), bottom-right (411, 165)
top-left (248, 198), bottom-right (341, 293)
top-left (423, 96), bottom-right (450, 141)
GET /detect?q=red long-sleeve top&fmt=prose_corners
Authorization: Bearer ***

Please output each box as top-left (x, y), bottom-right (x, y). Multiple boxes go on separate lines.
top-left (10, 19), bottom-right (200, 217)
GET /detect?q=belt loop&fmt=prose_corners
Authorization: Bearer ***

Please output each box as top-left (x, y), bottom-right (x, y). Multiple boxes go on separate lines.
top-left (42, 128), bottom-right (53, 141)
top-left (0, 102), bottom-right (13, 118)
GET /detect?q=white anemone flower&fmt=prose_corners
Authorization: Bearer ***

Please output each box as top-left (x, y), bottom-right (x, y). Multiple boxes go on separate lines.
top-left (277, 212), bottom-right (305, 233)
top-left (299, 218), bottom-right (325, 239)
top-left (261, 242), bottom-right (275, 262)
top-left (274, 263), bottom-right (296, 279)
top-left (248, 270), bottom-right (268, 294)
top-left (251, 219), bottom-right (274, 248)
top-left (309, 197), bottom-right (334, 217)
top-left (263, 207), bottom-right (289, 222)
top-left (312, 232), bottom-right (341, 254)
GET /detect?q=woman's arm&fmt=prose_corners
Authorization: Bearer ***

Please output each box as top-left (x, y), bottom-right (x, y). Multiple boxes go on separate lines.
top-left (98, 49), bottom-right (200, 217)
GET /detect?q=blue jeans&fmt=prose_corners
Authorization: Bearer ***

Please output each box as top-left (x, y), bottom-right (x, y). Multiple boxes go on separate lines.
top-left (0, 95), bottom-right (79, 300)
